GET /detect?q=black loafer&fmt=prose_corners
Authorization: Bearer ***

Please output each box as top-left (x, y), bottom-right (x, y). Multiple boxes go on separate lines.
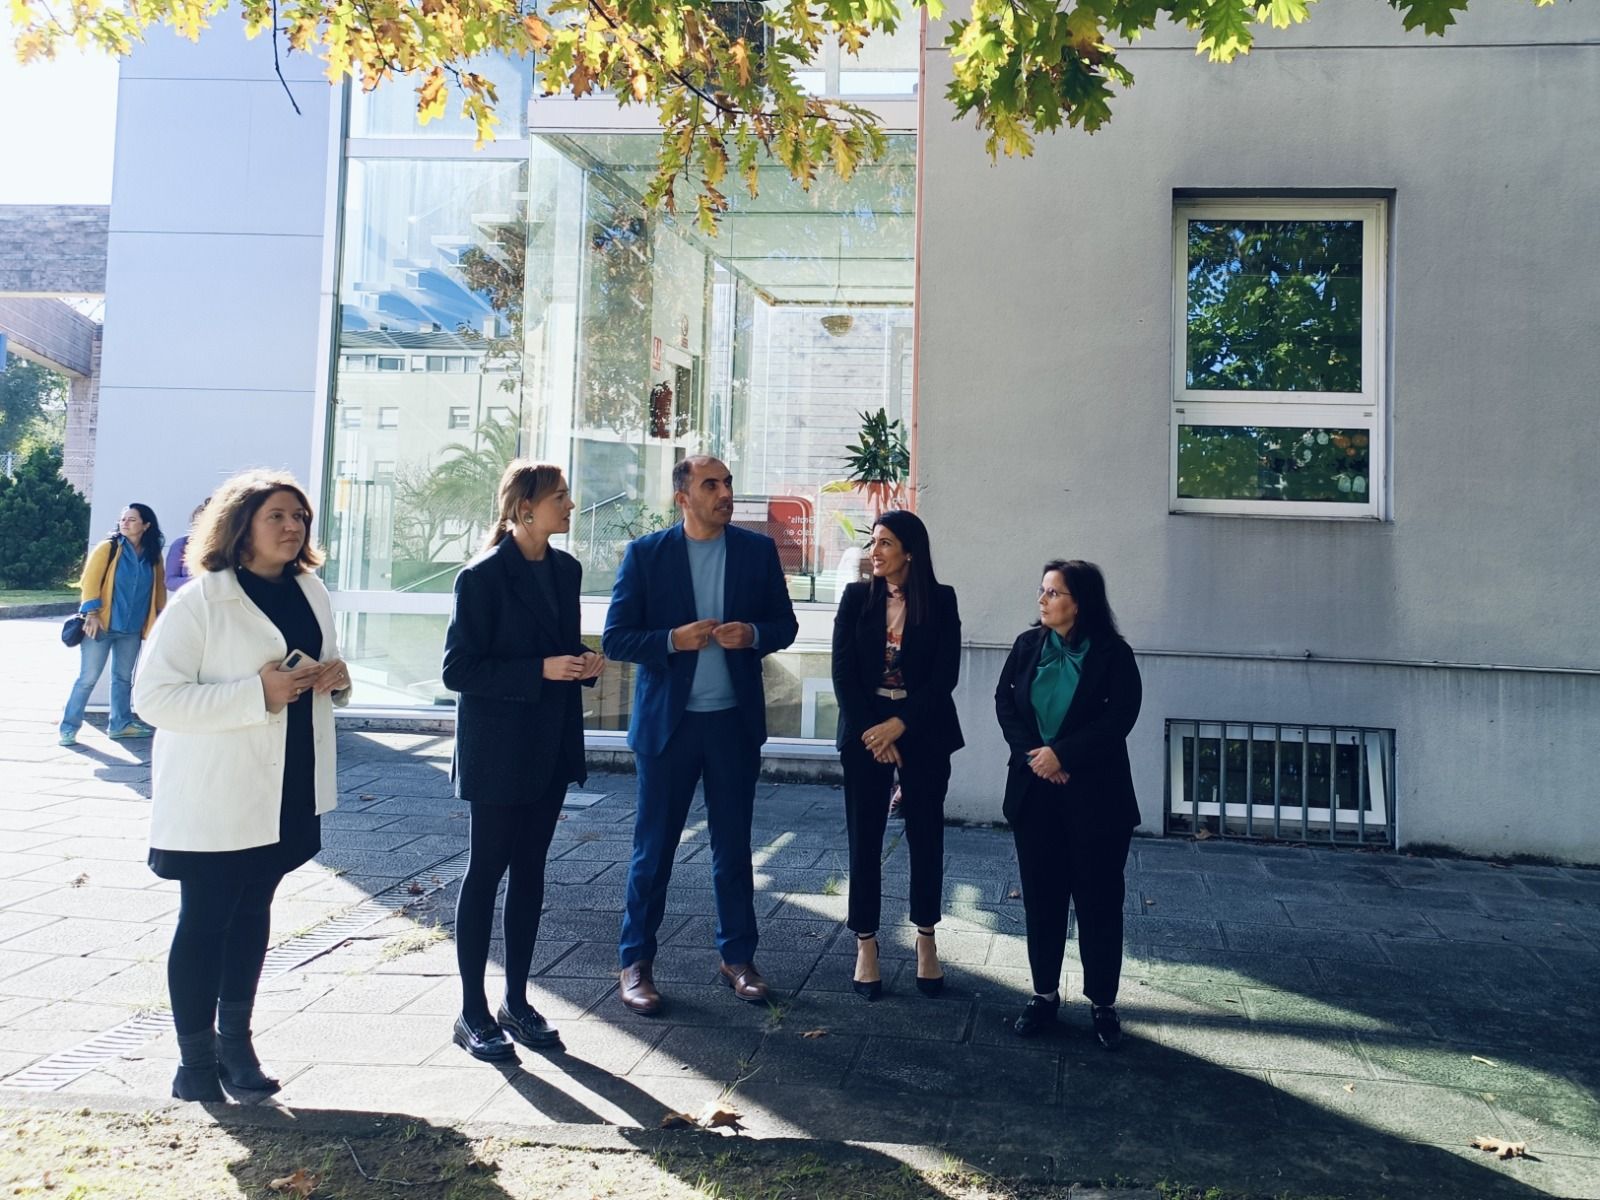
top-left (452, 1013), bottom-right (517, 1062)
top-left (497, 1003), bottom-right (560, 1049)
top-left (1091, 1004), bottom-right (1123, 1050)
top-left (1012, 994), bottom-right (1061, 1038)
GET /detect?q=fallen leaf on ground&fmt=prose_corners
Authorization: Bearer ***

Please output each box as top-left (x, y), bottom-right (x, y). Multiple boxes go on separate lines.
top-left (1471, 1135), bottom-right (1527, 1160)
top-left (1144, 899), bottom-right (1156, 906)
top-left (801, 1028), bottom-right (828, 1039)
top-left (359, 794), bottom-right (376, 801)
top-left (697, 1103), bottom-right (743, 1129)
top-left (1007, 889), bottom-right (1021, 899)
top-left (269, 1167), bottom-right (320, 1197)
top-left (406, 882), bottom-right (424, 895)
top-left (1344, 1083), bottom-right (1356, 1093)
top-left (70, 873), bottom-right (89, 887)
top-left (659, 1112), bottom-right (696, 1129)
top-left (1194, 828), bottom-right (1214, 841)
top-left (1471, 1055), bottom-right (1498, 1067)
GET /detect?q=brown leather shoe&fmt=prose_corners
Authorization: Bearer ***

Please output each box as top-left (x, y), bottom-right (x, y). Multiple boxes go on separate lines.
top-left (619, 961), bottom-right (663, 1016)
top-left (718, 961), bottom-right (770, 1003)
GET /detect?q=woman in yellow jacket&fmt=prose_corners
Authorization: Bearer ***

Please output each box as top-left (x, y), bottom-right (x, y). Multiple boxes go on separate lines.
top-left (59, 504), bottom-right (167, 745)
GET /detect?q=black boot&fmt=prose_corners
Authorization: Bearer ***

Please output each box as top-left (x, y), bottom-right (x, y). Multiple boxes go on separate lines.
top-left (216, 999), bottom-right (281, 1093)
top-left (172, 1030), bottom-right (226, 1102)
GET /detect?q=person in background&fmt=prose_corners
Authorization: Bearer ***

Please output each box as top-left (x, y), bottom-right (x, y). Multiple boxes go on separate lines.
top-left (134, 470), bottom-right (351, 1101)
top-left (994, 560), bottom-right (1142, 1049)
top-left (165, 499), bottom-right (210, 593)
top-left (604, 456), bottom-right (798, 1016)
top-left (59, 504), bottom-right (167, 746)
top-left (440, 461), bottom-right (605, 1061)
top-left (830, 510), bottom-right (963, 1000)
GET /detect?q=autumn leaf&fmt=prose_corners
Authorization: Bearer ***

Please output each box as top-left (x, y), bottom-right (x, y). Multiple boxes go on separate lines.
top-left (697, 1102), bottom-right (743, 1129)
top-left (660, 1111), bottom-right (696, 1129)
top-left (1471, 1055), bottom-right (1498, 1068)
top-left (406, 881), bottom-right (425, 895)
top-left (730, 39), bottom-right (752, 87)
top-left (1007, 889), bottom-right (1021, 899)
top-left (523, 13), bottom-right (550, 49)
top-left (70, 873), bottom-right (89, 887)
top-left (269, 1168), bottom-right (320, 1198)
top-left (801, 1028), bottom-right (829, 1039)
top-left (1470, 1135), bottom-right (1528, 1160)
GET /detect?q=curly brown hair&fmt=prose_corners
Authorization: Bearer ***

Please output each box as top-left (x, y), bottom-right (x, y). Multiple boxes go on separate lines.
top-left (186, 470), bottom-right (325, 575)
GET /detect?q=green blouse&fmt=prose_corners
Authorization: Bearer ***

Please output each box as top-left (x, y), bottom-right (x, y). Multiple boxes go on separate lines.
top-left (1031, 630), bottom-right (1090, 743)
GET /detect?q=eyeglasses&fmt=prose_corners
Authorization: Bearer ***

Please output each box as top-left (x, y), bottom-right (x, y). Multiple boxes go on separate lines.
top-left (1038, 586), bottom-right (1069, 601)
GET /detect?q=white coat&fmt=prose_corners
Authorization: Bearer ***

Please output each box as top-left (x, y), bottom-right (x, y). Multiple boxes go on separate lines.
top-left (134, 566), bottom-right (348, 852)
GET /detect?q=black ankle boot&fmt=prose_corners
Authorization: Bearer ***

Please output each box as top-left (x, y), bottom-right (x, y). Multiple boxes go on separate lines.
top-left (172, 1030), bottom-right (226, 1103)
top-left (217, 1000), bottom-right (281, 1093)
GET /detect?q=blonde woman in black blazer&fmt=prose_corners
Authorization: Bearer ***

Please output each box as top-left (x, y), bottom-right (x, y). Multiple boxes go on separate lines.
top-left (994, 559), bottom-right (1141, 1048)
top-left (441, 461), bottom-right (605, 1061)
top-left (831, 510), bottom-right (963, 1000)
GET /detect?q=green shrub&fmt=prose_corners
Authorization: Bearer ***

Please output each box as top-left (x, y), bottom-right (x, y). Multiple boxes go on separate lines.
top-left (0, 446), bottom-right (90, 588)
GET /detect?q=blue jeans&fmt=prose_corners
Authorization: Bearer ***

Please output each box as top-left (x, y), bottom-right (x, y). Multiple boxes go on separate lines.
top-left (619, 709), bottom-right (762, 969)
top-left (61, 628), bottom-right (142, 735)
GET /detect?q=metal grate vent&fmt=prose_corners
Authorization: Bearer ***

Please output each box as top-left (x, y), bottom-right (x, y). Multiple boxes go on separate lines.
top-left (1166, 720), bottom-right (1396, 846)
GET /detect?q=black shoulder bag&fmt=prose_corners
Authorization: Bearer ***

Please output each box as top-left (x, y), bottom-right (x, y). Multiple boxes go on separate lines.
top-left (61, 537), bottom-right (120, 648)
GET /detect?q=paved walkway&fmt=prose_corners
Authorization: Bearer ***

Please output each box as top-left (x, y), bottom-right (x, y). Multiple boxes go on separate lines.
top-left (1, 615), bottom-right (1597, 1198)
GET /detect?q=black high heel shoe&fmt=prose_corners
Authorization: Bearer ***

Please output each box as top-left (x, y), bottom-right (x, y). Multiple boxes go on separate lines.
top-left (914, 928), bottom-right (944, 997)
top-left (852, 932), bottom-right (882, 1001)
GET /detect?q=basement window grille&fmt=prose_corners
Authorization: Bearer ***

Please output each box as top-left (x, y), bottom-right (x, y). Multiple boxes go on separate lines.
top-left (1166, 720), bottom-right (1395, 846)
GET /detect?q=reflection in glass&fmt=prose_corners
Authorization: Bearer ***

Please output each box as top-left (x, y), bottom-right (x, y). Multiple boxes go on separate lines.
top-left (325, 135), bottom-right (917, 727)
top-left (1186, 219), bottom-right (1362, 392)
top-left (325, 158), bottom-right (530, 598)
top-left (1177, 426), bottom-right (1369, 503)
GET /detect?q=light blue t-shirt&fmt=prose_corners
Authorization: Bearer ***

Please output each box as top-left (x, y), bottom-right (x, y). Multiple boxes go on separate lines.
top-left (681, 533), bottom-right (737, 712)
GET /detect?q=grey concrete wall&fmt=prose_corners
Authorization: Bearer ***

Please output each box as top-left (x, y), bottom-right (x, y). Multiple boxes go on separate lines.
top-left (94, 23), bottom-right (336, 542)
top-left (919, 2), bottom-right (1600, 858)
top-left (63, 328), bottom-right (101, 498)
top-left (0, 206), bottom-right (108, 296)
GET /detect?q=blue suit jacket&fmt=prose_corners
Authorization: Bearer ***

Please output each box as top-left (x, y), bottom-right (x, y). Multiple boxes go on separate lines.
top-left (602, 523), bottom-right (799, 757)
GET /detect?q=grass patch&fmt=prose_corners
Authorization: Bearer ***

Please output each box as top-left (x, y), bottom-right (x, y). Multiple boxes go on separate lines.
top-left (0, 1106), bottom-right (1405, 1200)
top-left (0, 587), bottom-right (76, 607)
top-left (378, 921), bottom-right (448, 961)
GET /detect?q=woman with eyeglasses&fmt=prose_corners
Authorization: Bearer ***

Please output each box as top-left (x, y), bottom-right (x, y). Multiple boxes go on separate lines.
top-left (831, 510), bottom-right (963, 1000)
top-left (994, 560), bottom-right (1142, 1048)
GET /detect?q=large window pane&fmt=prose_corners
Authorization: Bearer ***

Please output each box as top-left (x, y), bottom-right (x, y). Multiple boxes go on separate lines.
top-left (1185, 219), bottom-right (1363, 393)
top-left (1176, 425), bottom-right (1370, 502)
top-left (325, 158), bottom-right (531, 599)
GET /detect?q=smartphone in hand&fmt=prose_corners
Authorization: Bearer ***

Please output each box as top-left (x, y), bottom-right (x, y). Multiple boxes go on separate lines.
top-left (279, 649), bottom-right (318, 671)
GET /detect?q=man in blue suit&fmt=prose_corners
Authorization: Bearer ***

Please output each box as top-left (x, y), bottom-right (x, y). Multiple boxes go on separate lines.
top-left (603, 456), bottom-right (799, 1015)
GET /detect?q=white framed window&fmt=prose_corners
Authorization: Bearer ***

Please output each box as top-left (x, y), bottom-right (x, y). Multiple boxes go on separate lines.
top-left (378, 406), bottom-right (400, 430)
top-left (447, 406), bottom-right (471, 430)
top-left (1172, 198), bottom-right (1386, 519)
top-left (340, 408), bottom-right (363, 430)
top-left (376, 355), bottom-right (404, 372)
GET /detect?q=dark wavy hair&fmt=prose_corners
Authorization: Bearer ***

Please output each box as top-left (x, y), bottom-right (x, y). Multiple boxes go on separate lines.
top-left (871, 510), bottom-right (940, 626)
top-left (1041, 559), bottom-right (1121, 643)
top-left (118, 503), bottom-right (165, 567)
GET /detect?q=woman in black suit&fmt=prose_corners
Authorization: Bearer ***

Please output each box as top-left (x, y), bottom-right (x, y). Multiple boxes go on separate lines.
top-left (441, 460), bottom-right (605, 1060)
top-left (831, 510), bottom-right (963, 1000)
top-left (994, 560), bottom-right (1141, 1048)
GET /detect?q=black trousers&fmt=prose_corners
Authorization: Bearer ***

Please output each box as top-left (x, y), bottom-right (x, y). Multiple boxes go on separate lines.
top-left (167, 873), bottom-right (283, 1037)
top-left (1011, 777), bottom-right (1133, 1005)
top-left (455, 773), bottom-right (567, 1021)
top-left (841, 706), bottom-right (951, 933)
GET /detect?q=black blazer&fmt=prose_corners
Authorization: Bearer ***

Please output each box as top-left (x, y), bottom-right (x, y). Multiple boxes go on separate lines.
top-left (441, 536), bottom-right (595, 805)
top-left (993, 627), bottom-right (1141, 829)
top-left (831, 579), bottom-right (964, 755)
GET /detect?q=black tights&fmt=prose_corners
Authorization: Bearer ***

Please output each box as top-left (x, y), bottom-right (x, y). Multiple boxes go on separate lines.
top-left (167, 874), bottom-right (283, 1037)
top-left (455, 780), bottom-right (566, 1024)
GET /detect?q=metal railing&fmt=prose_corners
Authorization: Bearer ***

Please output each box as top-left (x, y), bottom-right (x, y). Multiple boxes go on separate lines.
top-left (1165, 719), bottom-right (1397, 847)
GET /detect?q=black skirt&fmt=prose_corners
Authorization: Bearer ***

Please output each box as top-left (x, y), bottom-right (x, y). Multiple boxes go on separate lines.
top-left (149, 568), bottom-right (323, 882)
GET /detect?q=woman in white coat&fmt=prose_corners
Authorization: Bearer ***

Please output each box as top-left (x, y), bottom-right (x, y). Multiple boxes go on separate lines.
top-left (134, 470), bottom-right (351, 1101)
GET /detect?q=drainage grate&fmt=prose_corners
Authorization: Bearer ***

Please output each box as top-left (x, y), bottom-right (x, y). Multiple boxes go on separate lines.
top-left (1, 849), bottom-right (473, 1092)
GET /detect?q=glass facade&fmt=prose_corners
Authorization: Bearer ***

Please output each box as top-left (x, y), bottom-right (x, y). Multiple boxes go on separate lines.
top-left (325, 73), bottom-right (919, 739)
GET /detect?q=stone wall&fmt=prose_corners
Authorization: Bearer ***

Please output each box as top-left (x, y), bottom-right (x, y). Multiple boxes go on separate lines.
top-left (0, 206), bottom-right (109, 296)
